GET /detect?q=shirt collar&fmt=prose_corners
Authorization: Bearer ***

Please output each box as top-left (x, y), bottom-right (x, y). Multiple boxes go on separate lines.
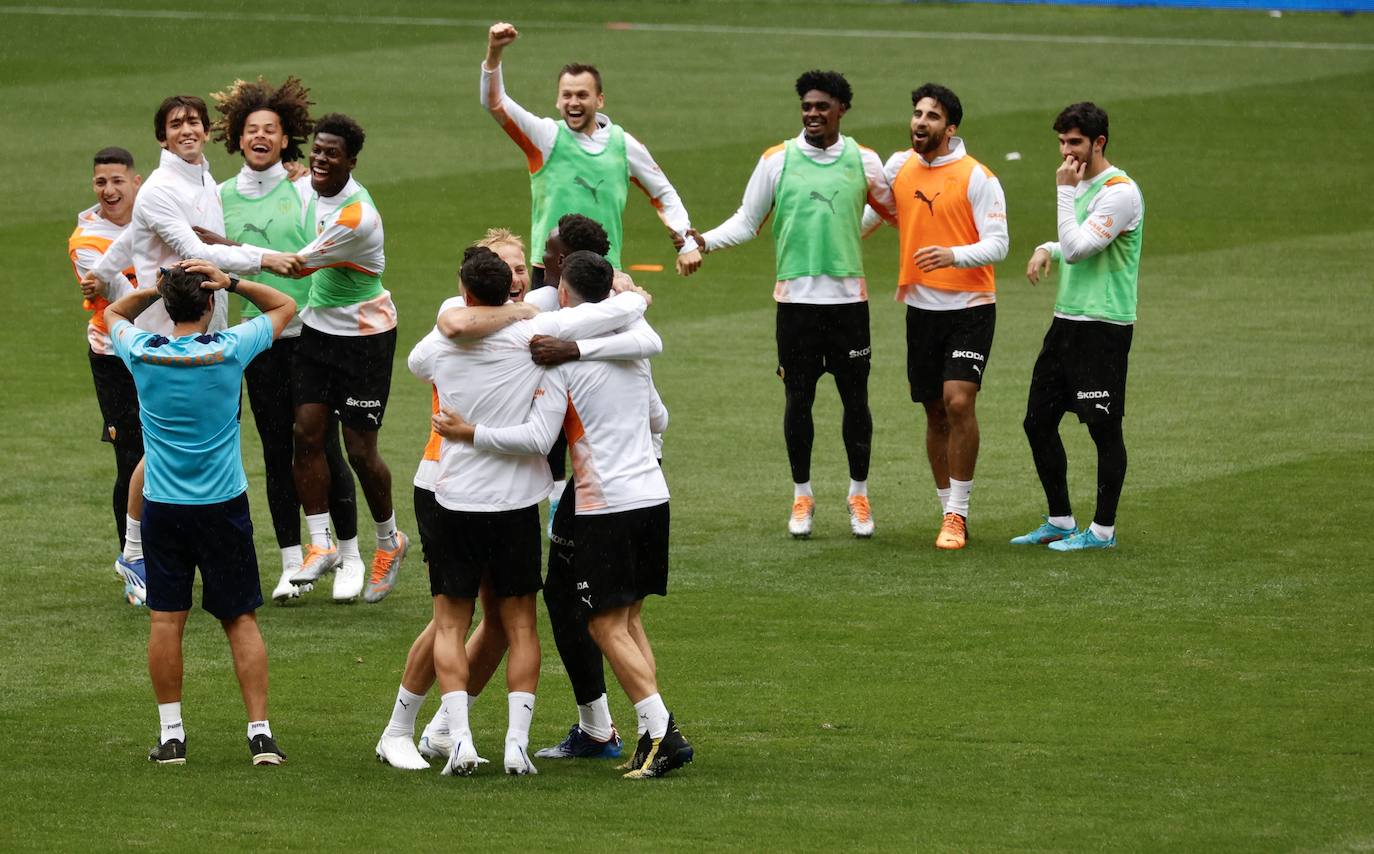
top-left (158, 147), bottom-right (212, 184)
top-left (913, 136), bottom-right (967, 168)
top-left (794, 131), bottom-right (846, 156)
top-left (236, 160), bottom-right (288, 193)
top-left (317, 175), bottom-right (360, 204)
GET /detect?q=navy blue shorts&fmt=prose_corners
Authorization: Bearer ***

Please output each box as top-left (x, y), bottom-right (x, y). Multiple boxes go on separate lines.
top-left (142, 492), bottom-right (263, 620)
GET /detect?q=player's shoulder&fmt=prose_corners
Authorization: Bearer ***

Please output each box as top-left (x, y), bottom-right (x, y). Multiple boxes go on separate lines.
top-left (1099, 171), bottom-right (1143, 202)
top-left (761, 141), bottom-right (788, 160)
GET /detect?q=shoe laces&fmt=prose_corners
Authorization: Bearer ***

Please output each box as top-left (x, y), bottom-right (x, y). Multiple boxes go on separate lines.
top-left (791, 495), bottom-right (814, 520)
top-left (940, 512), bottom-right (966, 535)
top-left (369, 547), bottom-right (397, 584)
top-left (303, 544), bottom-right (333, 563)
top-left (848, 494), bottom-right (871, 522)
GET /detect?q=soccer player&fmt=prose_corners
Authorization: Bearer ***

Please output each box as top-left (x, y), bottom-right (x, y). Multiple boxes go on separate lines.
top-left (443, 251), bottom-right (692, 779)
top-left (105, 260), bottom-right (295, 766)
top-left (210, 76), bottom-right (359, 602)
top-left (82, 94), bottom-right (302, 335)
top-left (861, 83), bottom-right (1009, 550)
top-left (1016, 102), bottom-right (1144, 551)
top-left (479, 21), bottom-right (702, 281)
top-left (68, 146), bottom-right (146, 603)
top-left (406, 249), bottom-right (655, 776)
top-left (689, 70), bottom-right (897, 538)
top-left (285, 114), bottom-right (409, 602)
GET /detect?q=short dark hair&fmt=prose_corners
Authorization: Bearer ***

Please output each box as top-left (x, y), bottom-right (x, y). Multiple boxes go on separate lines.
top-left (1054, 102), bottom-right (1109, 150)
top-left (158, 266), bottom-right (212, 323)
top-left (93, 147), bottom-right (135, 168)
top-left (211, 76), bottom-right (315, 161)
top-left (560, 250), bottom-right (613, 303)
top-left (460, 248), bottom-right (512, 307)
top-left (314, 112), bottom-right (366, 158)
top-left (154, 95), bottom-right (210, 142)
top-left (558, 63), bottom-right (602, 93)
top-left (557, 213), bottom-right (611, 257)
top-left (911, 83), bottom-right (962, 128)
top-left (795, 70), bottom-right (852, 110)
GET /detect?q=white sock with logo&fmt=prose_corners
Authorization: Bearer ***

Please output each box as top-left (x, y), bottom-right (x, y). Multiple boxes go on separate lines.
top-left (385, 686), bottom-right (425, 737)
top-left (948, 478), bottom-right (972, 519)
top-left (506, 692), bottom-right (536, 749)
top-left (848, 479), bottom-right (867, 498)
top-left (793, 481), bottom-right (813, 500)
top-left (305, 513), bottom-right (332, 549)
top-left (577, 693), bottom-right (614, 742)
top-left (157, 701), bottom-right (184, 744)
top-left (280, 545), bottom-right (303, 573)
top-left (936, 487), bottom-right (952, 515)
top-left (124, 515), bottom-right (143, 562)
top-left (633, 693), bottom-right (670, 740)
top-left (1090, 522), bottom-right (1115, 542)
top-left (375, 513), bottom-right (399, 551)
top-left (1049, 515), bottom-right (1076, 531)
top-left (247, 720), bottom-right (272, 740)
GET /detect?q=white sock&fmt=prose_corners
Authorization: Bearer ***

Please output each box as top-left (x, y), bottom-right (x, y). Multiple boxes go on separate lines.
top-left (936, 487), bottom-right (952, 514)
top-left (375, 513), bottom-right (399, 551)
top-left (338, 537), bottom-right (361, 563)
top-left (793, 481), bottom-right (813, 500)
top-left (157, 701), bottom-right (184, 744)
top-left (247, 720), bottom-right (272, 740)
top-left (385, 686), bottom-right (425, 738)
top-left (848, 479), bottom-right (867, 498)
top-left (305, 513), bottom-right (332, 549)
top-left (1049, 514), bottom-right (1076, 530)
top-left (948, 478), bottom-right (972, 519)
top-left (506, 692), bottom-right (536, 748)
top-left (1090, 522), bottom-right (1115, 541)
top-left (633, 693), bottom-right (670, 740)
top-left (549, 480), bottom-right (567, 503)
top-left (441, 691), bottom-right (470, 741)
top-left (422, 705), bottom-right (448, 737)
top-left (577, 693), bottom-right (614, 742)
top-left (124, 515), bottom-right (143, 562)
top-left (280, 545), bottom-right (302, 573)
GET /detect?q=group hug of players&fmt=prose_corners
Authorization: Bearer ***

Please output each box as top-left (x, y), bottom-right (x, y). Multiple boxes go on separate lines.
top-left (69, 21), bottom-right (1143, 776)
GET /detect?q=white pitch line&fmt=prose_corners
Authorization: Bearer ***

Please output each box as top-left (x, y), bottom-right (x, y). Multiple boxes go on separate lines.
top-left (3, 4), bottom-right (1373, 52)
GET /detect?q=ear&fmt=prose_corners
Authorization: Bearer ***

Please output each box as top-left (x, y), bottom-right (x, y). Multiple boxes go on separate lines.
top-left (133, 174), bottom-right (144, 188)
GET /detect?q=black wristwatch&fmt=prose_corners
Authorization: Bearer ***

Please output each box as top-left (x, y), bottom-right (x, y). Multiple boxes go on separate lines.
top-left (226, 275), bottom-right (240, 293)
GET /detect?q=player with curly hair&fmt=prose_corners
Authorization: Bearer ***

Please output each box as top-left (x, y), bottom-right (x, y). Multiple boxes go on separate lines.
top-left (209, 77), bottom-right (360, 603)
top-left (690, 70), bottom-right (897, 539)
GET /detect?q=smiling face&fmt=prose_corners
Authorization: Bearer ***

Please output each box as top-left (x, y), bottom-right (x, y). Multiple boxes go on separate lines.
top-left (911, 96), bottom-right (956, 160)
top-left (92, 163), bottom-right (140, 225)
top-left (161, 106), bottom-right (208, 164)
top-left (493, 243), bottom-right (530, 302)
top-left (556, 71), bottom-right (604, 134)
top-left (240, 108), bottom-right (288, 171)
top-left (800, 89), bottom-right (846, 148)
top-left (1057, 127), bottom-right (1104, 171)
top-left (309, 132), bottom-right (355, 197)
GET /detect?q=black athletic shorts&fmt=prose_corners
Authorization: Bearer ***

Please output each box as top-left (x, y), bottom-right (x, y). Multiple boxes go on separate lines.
top-left (293, 325), bottom-right (397, 431)
top-left (143, 492), bottom-right (262, 620)
top-left (427, 503), bottom-right (543, 599)
top-left (413, 485), bottom-right (441, 567)
top-left (775, 302), bottom-right (871, 387)
top-left (89, 349), bottom-right (142, 448)
top-left (905, 304), bottom-right (995, 402)
top-left (1025, 316), bottom-right (1133, 425)
top-left (574, 502), bottom-right (669, 613)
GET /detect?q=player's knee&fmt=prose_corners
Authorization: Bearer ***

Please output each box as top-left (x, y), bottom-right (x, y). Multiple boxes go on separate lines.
top-left (943, 390), bottom-right (976, 422)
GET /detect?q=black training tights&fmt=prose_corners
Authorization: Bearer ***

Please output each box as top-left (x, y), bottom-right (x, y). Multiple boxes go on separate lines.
top-left (783, 371), bottom-right (872, 484)
top-left (543, 478), bottom-right (606, 705)
top-left (1023, 411), bottom-right (1127, 527)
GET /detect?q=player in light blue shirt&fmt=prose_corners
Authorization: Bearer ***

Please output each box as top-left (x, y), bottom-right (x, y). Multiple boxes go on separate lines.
top-left (106, 259), bottom-right (296, 767)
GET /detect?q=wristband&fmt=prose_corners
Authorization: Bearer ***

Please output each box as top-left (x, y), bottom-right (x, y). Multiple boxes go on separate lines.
top-left (226, 275), bottom-right (240, 293)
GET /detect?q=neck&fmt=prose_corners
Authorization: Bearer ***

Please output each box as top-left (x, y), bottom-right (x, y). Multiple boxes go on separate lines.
top-left (1084, 155), bottom-right (1113, 181)
top-left (920, 142), bottom-right (952, 164)
top-left (805, 132), bottom-right (840, 149)
top-left (103, 209), bottom-right (132, 227)
top-left (172, 319), bottom-right (209, 337)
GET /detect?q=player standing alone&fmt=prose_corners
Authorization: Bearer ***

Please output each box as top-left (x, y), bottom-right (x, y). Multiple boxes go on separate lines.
top-left (1016, 102), bottom-right (1144, 551)
top-left (862, 83), bottom-right (1009, 549)
top-left (691, 70), bottom-right (897, 538)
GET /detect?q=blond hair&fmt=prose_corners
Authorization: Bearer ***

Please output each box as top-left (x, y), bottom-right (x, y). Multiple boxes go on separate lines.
top-left (475, 227), bottom-right (525, 254)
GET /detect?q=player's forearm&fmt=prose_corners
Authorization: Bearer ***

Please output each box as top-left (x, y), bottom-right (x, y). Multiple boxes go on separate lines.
top-left (541, 292), bottom-right (647, 341)
top-left (574, 319), bottom-right (662, 361)
top-left (235, 278), bottom-right (294, 316)
top-left (1056, 187), bottom-right (1111, 263)
top-left (437, 303), bottom-right (533, 340)
top-left (104, 287), bottom-right (161, 327)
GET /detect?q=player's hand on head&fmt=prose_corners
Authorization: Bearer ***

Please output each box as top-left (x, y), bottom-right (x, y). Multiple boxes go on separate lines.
top-left (676, 248), bottom-right (703, 277)
top-left (180, 259), bottom-right (230, 289)
top-left (1026, 248), bottom-right (1053, 285)
top-left (913, 246), bottom-right (954, 273)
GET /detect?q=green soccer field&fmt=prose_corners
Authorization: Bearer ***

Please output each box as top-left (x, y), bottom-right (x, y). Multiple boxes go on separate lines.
top-left (2, 0), bottom-right (1372, 849)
